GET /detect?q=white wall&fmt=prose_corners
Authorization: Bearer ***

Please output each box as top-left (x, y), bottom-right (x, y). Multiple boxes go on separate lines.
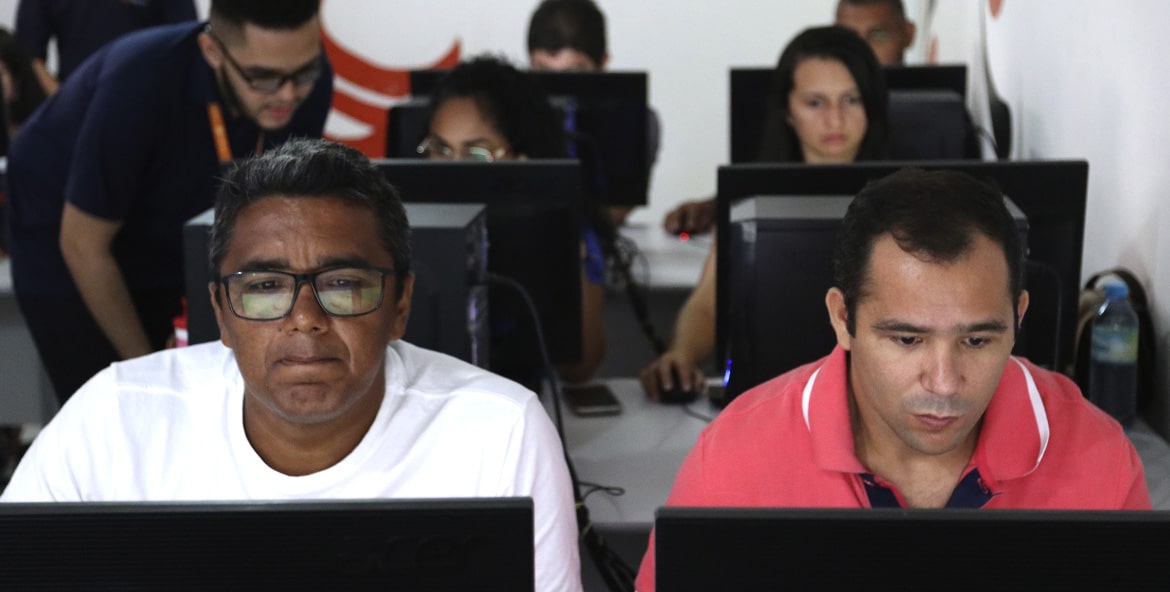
top-left (929, 0), bottom-right (1170, 432)
top-left (0, 0), bottom-right (929, 225)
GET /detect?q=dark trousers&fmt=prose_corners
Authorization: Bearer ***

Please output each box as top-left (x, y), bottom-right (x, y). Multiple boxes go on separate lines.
top-left (16, 285), bottom-right (182, 404)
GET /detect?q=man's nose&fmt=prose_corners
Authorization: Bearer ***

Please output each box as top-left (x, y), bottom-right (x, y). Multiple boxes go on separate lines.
top-left (284, 282), bottom-right (327, 332)
top-left (921, 345), bottom-right (962, 396)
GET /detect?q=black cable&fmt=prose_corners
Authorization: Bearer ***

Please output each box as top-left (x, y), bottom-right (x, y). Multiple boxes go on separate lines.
top-left (487, 273), bottom-right (637, 592)
top-left (610, 233), bottom-right (668, 355)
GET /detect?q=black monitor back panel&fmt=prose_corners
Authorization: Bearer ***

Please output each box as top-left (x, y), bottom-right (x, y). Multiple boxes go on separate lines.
top-left (0, 498), bottom-right (535, 591)
top-left (729, 64), bottom-right (972, 163)
top-left (724, 195), bottom-right (1028, 401)
top-left (394, 70), bottom-right (650, 207)
top-left (715, 160), bottom-right (1089, 383)
top-left (377, 160), bottom-right (586, 370)
top-left (655, 507), bottom-right (1170, 591)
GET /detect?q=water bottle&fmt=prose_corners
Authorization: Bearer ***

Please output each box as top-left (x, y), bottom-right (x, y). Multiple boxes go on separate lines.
top-left (1088, 282), bottom-right (1139, 428)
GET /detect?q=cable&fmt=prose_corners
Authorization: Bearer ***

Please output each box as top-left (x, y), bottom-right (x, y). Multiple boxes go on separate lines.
top-left (682, 401), bottom-right (718, 423)
top-left (609, 233), bottom-right (668, 355)
top-left (487, 273), bottom-right (637, 592)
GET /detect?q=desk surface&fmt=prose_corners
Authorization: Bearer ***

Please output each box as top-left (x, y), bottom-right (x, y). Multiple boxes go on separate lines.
top-left (617, 224), bottom-right (709, 290)
top-left (561, 379), bottom-right (1170, 530)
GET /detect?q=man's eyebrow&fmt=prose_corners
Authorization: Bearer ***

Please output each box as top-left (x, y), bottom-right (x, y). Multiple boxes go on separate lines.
top-left (243, 54), bottom-right (320, 76)
top-left (872, 320), bottom-right (929, 334)
top-left (235, 258), bottom-right (290, 273)
top-left (957, 320), bottom-right (1010, 334)
top-left (317, 256), bottom-right (378, 269)
top-left (231, 256), bottom-right (378, 273)
top-left (871, 319), bottom-right (1010, 334)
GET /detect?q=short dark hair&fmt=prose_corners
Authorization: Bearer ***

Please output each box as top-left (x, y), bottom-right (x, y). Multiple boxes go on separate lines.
top-left (837, 0), bottom-right (907, 20)
top-left (757, 25), bottom-right (889, 162)
top-left (209, 0), bottom-right (319, 45)
top-left (210, 139), bottom-right (412, 294)
top-left (426, 54), bottom-right (566, 158)
top-left (833, 168), bottom-right (1025, 335)
top-left (527, 0), bottom-right (607, 67)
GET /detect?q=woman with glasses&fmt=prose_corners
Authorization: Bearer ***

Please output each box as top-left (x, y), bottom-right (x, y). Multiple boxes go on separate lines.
top-left (419, 55), bottom-right (608, 384)
top-left (640, 26), bottom-right (890, 401)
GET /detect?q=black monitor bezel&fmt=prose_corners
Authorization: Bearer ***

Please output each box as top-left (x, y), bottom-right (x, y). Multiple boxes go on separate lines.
top-left (398, 69), bottom-right (650, 207)
top-left (0, 498), bottom-right (535, 590)
top-left (655, 506), bottom-right (1170, 590)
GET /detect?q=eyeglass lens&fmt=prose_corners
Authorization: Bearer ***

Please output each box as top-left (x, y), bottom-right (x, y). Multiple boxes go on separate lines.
top-left (226, 268), bottom-right (386, 320)
top-left (417, 136), bottom-right (502, 162)
top-left (247, 64), bottom-right (322, 93)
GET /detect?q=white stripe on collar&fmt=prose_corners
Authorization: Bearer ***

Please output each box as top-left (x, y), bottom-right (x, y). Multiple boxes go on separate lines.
top-left (1012, 357), bottom-right (1050, 471)
top-left (800, 357), bottom-right (1051, 472)
top-left (801, 366), bottom-right (823, 431)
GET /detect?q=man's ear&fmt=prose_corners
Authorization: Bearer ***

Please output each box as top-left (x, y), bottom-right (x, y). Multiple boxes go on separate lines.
top-left (825, 287), bottom-right (853, 351)
top-left (902, 20), bottom-right (918, 50)
top-left (208, 282), bottom-right (232, 348)
top-left (197, 30), bottom-right (223, 70)
top-left (599, 52), bottom-right (611, 70)
top-left (1016, 289), bottom-right (1030, 332)
top-left (390, 274), bottom-right (415, 341)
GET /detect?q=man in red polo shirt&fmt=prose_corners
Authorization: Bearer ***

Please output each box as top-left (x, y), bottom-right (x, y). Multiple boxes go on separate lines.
top-left (636, 168), bottom-right (1149, 591)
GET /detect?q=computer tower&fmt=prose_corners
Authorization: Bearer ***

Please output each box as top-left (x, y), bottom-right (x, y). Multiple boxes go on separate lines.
top-left (723, 195), bottom-right (1028, 402)
top-left (182, 203), bottom-right (490, 369)
top-left (183, 208), bottom-right (217, 345)
top-left (402, 203), bottom-right (489, 367)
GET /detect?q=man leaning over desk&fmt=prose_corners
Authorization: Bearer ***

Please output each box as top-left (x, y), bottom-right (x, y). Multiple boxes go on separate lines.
top-left (2, 139), bottom-right (583, 592)
top-left (636, 168), bottom-right (1149, 591)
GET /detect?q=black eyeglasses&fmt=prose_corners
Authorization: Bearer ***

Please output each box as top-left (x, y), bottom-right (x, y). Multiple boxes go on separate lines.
top-left (219, 267), bottom-right (396, 321)
top-left (207, 28), bottom-right (322, 94)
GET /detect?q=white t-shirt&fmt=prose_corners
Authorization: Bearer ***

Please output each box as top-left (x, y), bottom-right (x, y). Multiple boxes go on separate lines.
top-left (2, 340), bottom-right (582, 591)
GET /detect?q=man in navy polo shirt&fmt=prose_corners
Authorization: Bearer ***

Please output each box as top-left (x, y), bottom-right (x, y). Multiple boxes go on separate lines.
top-left (4, 0), bottom-right (332, 403)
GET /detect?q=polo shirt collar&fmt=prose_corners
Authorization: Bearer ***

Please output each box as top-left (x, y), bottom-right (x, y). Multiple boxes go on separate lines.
top-left (802, 346), bottom-right (1050, 483)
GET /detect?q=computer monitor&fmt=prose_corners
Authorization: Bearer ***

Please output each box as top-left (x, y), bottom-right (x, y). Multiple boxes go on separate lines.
top-left (715, 160), bottom-right (1089, 389)
top-left (392, 69), bottom-right (651, 207)
top-left (729, 64), bottom-right (973, 163)
top-left (0, 498), bottom-right (534, 590)
top-left (654, 507), bottom-right (1170, 590)
top-left (722, 194), bottom-right (1028, 401)
top-left (376, 159), bottom-right (585, 378)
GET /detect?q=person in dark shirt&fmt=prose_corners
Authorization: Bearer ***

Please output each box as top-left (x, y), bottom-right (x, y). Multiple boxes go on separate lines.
top-left (526, 0), bottom-right (659, 226)
top-left (4, 0), bottom-right (333, 403)
top-left (15, 0), bottom-right (197, 94)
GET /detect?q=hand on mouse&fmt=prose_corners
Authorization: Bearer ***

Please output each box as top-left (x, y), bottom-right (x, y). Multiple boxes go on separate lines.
top-left (663, 198), bottom-right (717, 236)
top-left (640, 350), bottom-right (705, 401)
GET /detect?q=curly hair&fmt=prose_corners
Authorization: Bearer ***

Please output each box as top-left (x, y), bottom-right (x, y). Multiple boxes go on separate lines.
top-left (425, 55), bottom-right (566, 159)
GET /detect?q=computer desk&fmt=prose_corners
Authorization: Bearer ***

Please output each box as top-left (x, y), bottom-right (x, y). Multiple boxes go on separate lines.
top-left (557, 378), bottom-right (1170, 537)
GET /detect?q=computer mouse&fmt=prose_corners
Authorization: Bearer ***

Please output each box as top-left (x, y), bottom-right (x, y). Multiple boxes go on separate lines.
top-left (658, 367), bottom-right (699, 404)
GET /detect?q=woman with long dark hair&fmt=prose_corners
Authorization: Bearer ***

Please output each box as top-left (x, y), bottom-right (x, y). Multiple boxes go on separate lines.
top-left (642, 26), bottom-right (889, 399)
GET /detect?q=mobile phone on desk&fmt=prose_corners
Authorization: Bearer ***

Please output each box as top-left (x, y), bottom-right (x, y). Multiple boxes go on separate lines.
top-left (563, 383), bottom-right (622, 417)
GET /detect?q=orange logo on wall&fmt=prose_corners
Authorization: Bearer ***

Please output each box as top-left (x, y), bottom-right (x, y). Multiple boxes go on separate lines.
top-left (320, 24), bottom-right (460, 157)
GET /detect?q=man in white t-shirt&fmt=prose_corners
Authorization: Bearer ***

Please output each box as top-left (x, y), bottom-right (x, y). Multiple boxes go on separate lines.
top-left (1, 138), bottom-right (582, 591)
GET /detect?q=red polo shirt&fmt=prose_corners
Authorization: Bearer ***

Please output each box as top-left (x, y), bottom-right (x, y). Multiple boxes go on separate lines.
top-left (636, 347), bottom-right (1150, 591)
